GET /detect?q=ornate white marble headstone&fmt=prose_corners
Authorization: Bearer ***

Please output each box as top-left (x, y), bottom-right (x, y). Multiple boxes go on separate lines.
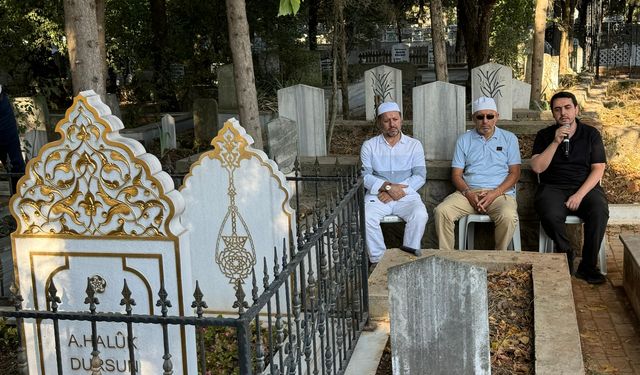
top-left (181, 118), bottom-right (296, 314)
top-left (10, 90), bottom-right (197, 374)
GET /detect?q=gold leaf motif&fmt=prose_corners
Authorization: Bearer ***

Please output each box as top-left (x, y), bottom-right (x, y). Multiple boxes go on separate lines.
top-left (79, 192), bottom-right (102, 217)
top-left (56, 176), bottom-right (75, 189)
top-left (110, 151), bottom-right (127, 163)
top-left (12, 93), bottom-right (173, 237)
top-left (103, 179), bottom-right (120, 190)
top-left (90, 125), bottom-right (100, 140)
top-left (54, 162), bottom-right (72, 173)
top-left (121, 186), bottom-right (139, 198)
top-left (103, 163), bottom-right (121, 174)
top-left (38, 185), bottom-right (59, 197)
top-left (103, 203), bottom-right (131, 223)
top-left (46, 151), bottom-right (61, 163)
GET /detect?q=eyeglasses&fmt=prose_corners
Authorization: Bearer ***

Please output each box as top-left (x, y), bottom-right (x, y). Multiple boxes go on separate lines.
top-left (475, 114), bottom-right (495, 121)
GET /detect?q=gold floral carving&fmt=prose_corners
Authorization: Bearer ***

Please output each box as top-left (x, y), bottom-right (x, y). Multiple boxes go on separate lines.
top-left (11, 94), bottom-right (173, 236)
top-left (211, 122), bottom-right (256, 286)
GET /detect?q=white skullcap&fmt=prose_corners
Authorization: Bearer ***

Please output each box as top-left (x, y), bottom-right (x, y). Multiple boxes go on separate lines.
top-left (377, 102), bottom-right (401, 117)
top-left (472, 97), bottom-right (498, 114)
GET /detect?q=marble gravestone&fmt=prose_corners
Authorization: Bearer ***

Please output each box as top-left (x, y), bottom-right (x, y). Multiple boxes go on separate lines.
top-left (364, 65), bottom-right (403, 121)
top-left (193, 98), bottom-right (219, 146)
top-left (277, 84), bottom-right (326, 157)
top-left (161, 114), bottom-right (178, 150)
top-left (180, 118), bottom-right (297, 314)
top-left (471, 62), bottom-right (513, 120)
top-left (218, 63), bottom-right (238, 111)
top-left (412, 81), bottom-right (465, 160)
top-left (331, 81), bottom-right (365, 118)
top-left (512, 79), bottom-right (532, 110)
top-left (392, 43), bottom-right (410, 63)
top-left (9, 90), bottom-right (197, 374)
top-left (266, 116), bottom-right (298, 174)
top-left (388, 256), bottom-right (490, 375)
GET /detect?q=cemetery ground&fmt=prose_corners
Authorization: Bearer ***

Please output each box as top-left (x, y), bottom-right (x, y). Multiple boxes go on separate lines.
top-left (1, 80), bottom-right (639, 373)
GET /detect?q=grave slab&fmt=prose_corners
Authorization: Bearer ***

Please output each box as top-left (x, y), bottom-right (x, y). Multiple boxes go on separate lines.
top-left (180, 118), bottom-right (297, 314)
top-left (266, 116), bottom-right (298, 174)
top-left (512, 79), bottom-right (532, 110)
top-left (388, 256), bottom-right (490, 375)
top-left (217, 64), bottom-right (237, 110)
top-left (471, 62), bottom-right (513, 120)
top-left (621, 235), bottom-right (640, 320)
top-left (161, 114), bottom-right (177, 150)
top-left (193, 98), bottom-right (218, 146)
top-left (277, 84), bottom-right (326, 156)
top-left (9, 90), bottom-right (197, 374)
top-left (368, 249), bottom-right (584, 375)
top-left (364, 65), bottom-right (403, 120)
top-left (413, 81), bottom-right (465, 160)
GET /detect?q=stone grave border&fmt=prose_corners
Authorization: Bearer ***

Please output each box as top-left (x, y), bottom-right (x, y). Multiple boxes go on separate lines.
top-left (366, 249), bottom-right (584, 375)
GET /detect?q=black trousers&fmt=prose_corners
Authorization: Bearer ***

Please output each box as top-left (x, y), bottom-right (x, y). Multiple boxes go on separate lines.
top-left (0, 92), bottom-right (26, 192)
top-left (535, 184), bottom-right (609, 272)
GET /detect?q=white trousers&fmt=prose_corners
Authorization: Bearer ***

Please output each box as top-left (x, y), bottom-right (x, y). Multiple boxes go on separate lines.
top-left (364, 193), bottom-right (428, 263)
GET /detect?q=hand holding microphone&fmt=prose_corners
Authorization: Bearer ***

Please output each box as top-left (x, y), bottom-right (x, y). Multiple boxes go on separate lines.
top-left (562, 123), bottom-right (570, 158)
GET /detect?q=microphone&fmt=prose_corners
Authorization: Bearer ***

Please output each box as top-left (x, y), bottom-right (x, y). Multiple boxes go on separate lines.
top-left (562, 124), bottom-right (570, 158)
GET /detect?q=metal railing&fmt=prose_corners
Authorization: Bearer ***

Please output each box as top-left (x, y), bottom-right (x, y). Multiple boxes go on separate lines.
top-left (0, 164), bottom-right (369, 375)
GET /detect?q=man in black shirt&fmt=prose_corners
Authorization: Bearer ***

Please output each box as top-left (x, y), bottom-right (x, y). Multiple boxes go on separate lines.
top-left (531, 91), bottom-right (608, 284)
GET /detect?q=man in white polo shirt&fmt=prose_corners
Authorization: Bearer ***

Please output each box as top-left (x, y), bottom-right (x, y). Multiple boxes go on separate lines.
top-left (361, 102), bottom-right (428, 264)
top-left (434, 97), bottom-right (521, 250)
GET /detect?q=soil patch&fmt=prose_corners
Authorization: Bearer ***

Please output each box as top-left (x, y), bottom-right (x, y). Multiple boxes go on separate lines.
top-left (375, 265), bottom-right (534, 375)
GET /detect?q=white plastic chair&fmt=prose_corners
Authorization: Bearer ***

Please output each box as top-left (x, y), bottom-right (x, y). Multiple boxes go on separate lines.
top-left (458, 214), bottom-right (522, 251)
top-left (380, 215), bottom-right (404, 224)
top-left (538, 216), bottom-right (607, 275)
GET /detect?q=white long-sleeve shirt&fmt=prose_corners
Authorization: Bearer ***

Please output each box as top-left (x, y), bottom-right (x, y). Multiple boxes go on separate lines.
top-left (361, 133), bottom-right (426, 196)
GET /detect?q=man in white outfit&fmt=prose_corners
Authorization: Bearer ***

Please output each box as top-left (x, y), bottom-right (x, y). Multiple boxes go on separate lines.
top-left (361, 102), bottom-right (428, 264)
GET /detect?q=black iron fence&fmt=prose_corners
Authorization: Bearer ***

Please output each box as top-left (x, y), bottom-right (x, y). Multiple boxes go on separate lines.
top-left (358, 44), bottom-right (467, 66)
top-left (597, 22), bottom-right (640, 76)
top-left (0, 164), bottom-right (369, 375)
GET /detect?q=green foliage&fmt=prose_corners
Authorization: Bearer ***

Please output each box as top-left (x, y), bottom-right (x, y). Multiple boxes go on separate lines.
top-left (278, 0), bottom-right (301, 16)
top-left (0, 319), bottom-right (18, 352)
top-left (490, 0), bottom-right (535, 75)
top-left (0, 0), bottom-right (66, 96)
top-left (199, 319), bottom-right (284, 374)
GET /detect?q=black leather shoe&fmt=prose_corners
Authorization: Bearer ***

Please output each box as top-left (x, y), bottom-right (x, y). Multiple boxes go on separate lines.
top-left (399, 246), bottom-right (423, 257)
top-left (575, 269), bottom-right (606, 285)
top-left (565, 250), bottom-right (575, 275)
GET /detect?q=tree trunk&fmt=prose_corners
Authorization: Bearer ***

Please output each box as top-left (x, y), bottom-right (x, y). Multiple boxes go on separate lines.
top-left (430, 0), bottom-right (449, 82)
top-left (531, 0), bottom-right (549, 105)
top-left (558, 0), bottom-right (578, 74)
top-left (460, 0), bottom-right (498, 88)
top-left (225, 0), bottom-right (263, 150)
top-left (150, 0), bottom-right (175, 106)
top-left (558, 1), bottom-right (570, 74)
top-left (455, 0), bottom-right (465, 55)
top-left (96, 0), bottom-right (106, 86)
top-left (338, 0), bottom-right (349, 120)
top-left (64, 0), bottom-right (107, 99)
top-left (327, 0), bottom-right (346, 146)
top-left (308, 0), bottom-right (319, 50)
top-left (627, 4), bottom-right (637, 24)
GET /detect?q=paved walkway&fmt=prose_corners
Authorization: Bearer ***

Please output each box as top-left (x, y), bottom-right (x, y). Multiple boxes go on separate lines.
top-left (574, 225), bottom-right (640, 374)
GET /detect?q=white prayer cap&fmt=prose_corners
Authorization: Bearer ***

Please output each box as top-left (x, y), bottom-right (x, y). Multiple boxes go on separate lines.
top-left (472, 97), bottom-right (498, 114)
top-left (377, 102), bottom-right (401, 117)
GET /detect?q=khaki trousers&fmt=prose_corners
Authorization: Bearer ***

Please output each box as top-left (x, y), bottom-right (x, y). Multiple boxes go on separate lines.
top-left (434, 190), bottom-right (518, 250)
